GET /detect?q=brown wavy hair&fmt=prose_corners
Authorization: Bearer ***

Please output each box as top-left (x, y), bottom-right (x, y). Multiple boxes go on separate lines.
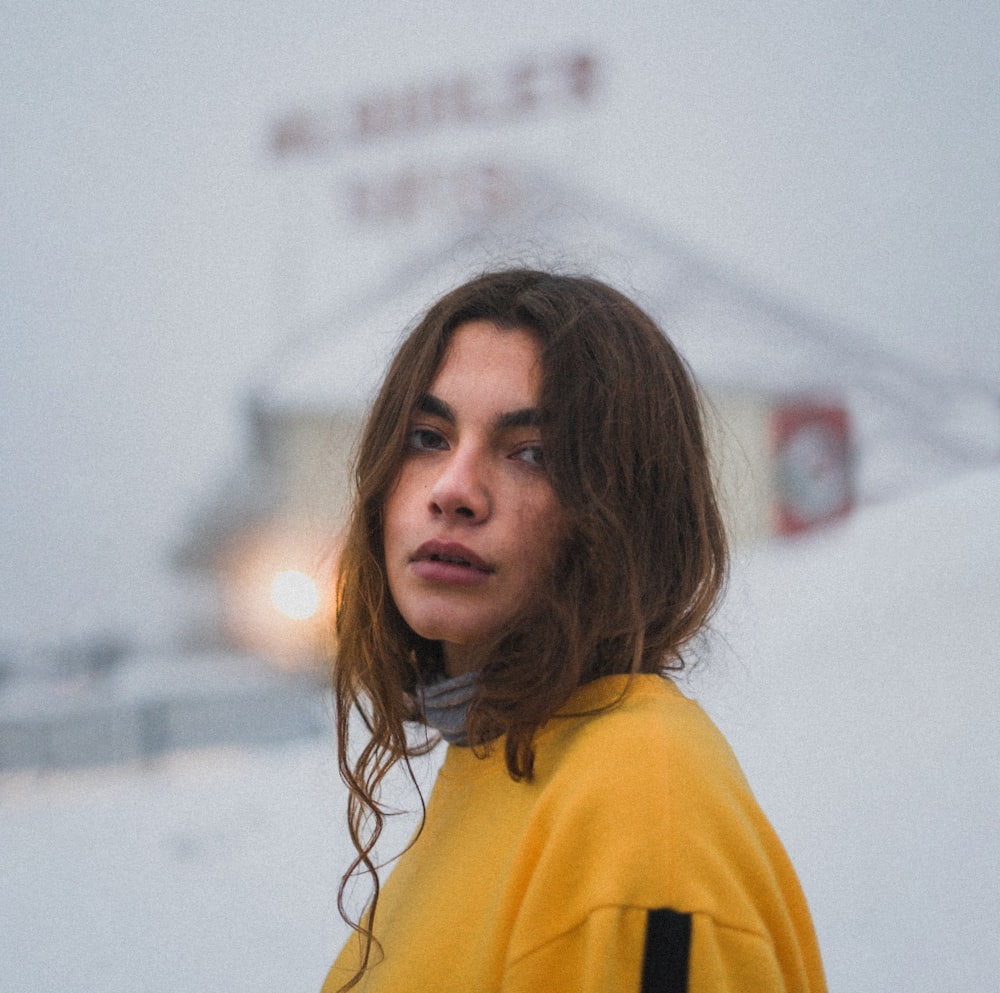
top-left (330, 268), bottom-right (727, 988)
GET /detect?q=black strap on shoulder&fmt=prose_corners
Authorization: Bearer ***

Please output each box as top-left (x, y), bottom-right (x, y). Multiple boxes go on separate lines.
top-left (641, 907), bottom-right (692, 993)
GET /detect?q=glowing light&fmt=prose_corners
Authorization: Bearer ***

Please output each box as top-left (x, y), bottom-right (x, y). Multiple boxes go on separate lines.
top-left (270, 570), bottom-right (321, 620)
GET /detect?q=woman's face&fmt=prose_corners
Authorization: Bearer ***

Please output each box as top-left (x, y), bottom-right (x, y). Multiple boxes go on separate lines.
top-left (383, 320), bottom-right (564, 676)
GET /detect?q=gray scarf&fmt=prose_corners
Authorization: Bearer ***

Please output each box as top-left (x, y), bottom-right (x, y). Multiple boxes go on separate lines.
top-left (413, 670), bottom-right (479, 746)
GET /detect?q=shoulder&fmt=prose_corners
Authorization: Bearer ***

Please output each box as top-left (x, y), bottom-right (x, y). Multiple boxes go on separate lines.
top-left (510, 675), bottom-right (799, 943)
top-left (536, 674), bottom-right (747, 800)
top-left (529, 676), bottom-right (788, 913)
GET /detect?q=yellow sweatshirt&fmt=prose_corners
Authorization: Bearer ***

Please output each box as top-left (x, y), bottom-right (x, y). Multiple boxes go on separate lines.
top-left (323, 674), bottom-right (826, 992)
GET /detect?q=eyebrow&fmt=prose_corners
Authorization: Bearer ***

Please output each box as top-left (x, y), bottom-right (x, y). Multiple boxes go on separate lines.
top-left (416, 392), bottom-right (543, 430)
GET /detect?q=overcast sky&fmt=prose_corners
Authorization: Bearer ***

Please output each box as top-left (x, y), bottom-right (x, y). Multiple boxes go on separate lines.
top-left (3, 1), bottom-right (998, 649)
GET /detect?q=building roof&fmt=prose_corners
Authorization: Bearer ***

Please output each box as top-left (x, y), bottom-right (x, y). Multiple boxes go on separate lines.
top-left (260, 168), bottom-right (997, 499)
top-left (178, 168), bottom-right (997, 568)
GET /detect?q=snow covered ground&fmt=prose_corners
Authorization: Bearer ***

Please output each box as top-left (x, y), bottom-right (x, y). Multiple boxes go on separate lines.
top-left (2, 465), bottom-right (998, 993)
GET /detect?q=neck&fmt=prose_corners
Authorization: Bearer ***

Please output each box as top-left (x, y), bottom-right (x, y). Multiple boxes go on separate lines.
top-left (442, 642), bottom-right (481, 678)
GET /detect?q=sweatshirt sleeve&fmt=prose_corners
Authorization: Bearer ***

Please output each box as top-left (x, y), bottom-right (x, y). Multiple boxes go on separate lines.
top-left (502, 904), bottom-right (798, 993)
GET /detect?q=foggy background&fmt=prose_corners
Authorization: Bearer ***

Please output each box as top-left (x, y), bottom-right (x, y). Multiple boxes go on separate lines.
top-left (3, 4), bottom-right (1000, 992)
top-left (4, 0), bottom-right (998, 650)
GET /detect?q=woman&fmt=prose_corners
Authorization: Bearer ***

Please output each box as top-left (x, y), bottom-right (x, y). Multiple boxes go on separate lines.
top-left (323, 269), bottom-right (826, 992)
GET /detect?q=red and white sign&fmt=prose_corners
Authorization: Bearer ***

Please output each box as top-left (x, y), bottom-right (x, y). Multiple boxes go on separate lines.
top-left (772, 401), bottom-right (853, 535)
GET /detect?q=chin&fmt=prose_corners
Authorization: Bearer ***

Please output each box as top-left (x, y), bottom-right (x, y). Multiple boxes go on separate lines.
top-left (404, 614), bottom-right (497, 653)
top-left (404, 616), bottom-right (471, 646)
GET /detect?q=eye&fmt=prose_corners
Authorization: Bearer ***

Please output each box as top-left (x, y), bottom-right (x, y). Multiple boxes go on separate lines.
top-left (512, 444), bottom-right (545, 468)
top-left (407, 427), bottom-right (448, 452)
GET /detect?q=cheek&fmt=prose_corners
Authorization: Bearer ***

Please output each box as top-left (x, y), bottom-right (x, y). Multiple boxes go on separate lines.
top-left (520, 495), bottom-right (566, 575)
top-left (382, 492), bottom-right (411, 611)
top-left (382, 468), bottom-right (418, 554)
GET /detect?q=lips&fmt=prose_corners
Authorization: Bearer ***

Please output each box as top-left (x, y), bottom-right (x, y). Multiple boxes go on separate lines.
top-left (411, 540), bottom-right (493, 583)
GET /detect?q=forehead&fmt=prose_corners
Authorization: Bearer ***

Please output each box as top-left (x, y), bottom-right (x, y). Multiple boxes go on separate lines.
top-left (428, 320), bottom-right (542, 404)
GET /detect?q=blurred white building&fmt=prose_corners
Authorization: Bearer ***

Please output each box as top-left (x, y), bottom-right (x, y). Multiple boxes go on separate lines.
top-left (175, 51), bottom-right (994, 662)
top-left (176, 177), bottom-right (857, 662)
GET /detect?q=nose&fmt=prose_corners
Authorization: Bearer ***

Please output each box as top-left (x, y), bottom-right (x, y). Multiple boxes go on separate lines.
top-left (428, 448), bottom-right (490, 522)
